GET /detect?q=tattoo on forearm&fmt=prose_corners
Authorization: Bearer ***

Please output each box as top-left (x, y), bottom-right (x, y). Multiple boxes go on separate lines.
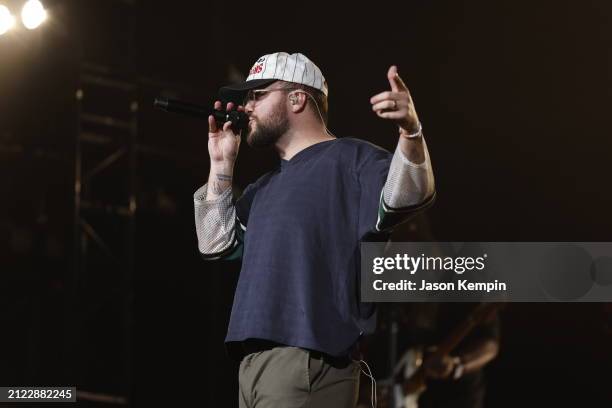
top-left (211, 181), bottom-right (228, 195)
top-left (210, 173), bottom-right (232, 196)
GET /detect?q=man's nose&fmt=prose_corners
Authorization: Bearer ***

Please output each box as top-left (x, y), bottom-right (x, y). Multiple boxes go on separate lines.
top-left (244, 101), bottom-right (254, 114)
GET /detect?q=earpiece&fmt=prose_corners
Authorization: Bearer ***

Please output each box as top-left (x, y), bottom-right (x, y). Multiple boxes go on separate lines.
top-left (287, 91), bottom-right (335, 139)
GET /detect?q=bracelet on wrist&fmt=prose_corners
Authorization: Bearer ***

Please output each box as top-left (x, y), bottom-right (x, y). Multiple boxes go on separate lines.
top-left (399, 122), bottom-right (423, 139)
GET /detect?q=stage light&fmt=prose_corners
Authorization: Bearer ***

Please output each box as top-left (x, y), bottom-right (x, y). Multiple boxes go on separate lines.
top-left (21, 0), bottom-right (46, 30)
top-left (0, 5), bottom-right (16, 35)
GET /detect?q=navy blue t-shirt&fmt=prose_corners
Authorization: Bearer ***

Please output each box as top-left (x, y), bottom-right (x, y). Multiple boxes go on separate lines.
top-left (225, 137), bottom-right (392, 356)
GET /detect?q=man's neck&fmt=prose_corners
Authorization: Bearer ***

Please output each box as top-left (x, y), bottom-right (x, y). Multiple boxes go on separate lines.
top-left (275, 127), bottom-right (335, 161)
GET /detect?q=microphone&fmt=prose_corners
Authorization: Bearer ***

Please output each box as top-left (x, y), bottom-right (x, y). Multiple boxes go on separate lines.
top-left (153, 97), bottom-right (249, 133)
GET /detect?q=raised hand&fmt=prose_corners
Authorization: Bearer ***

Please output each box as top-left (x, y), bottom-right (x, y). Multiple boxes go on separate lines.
top-left (370, 65), bottom-right (420, 134)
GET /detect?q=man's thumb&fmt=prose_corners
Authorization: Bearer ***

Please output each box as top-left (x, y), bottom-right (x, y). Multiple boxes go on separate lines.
top-left (387, 65), bottom-right (407, 92)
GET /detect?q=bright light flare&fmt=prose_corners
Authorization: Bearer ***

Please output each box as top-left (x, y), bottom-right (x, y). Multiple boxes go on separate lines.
top-left (21, 0), bottom-right (46, 30)
top-left (0, 5), bottom-right (16, 35)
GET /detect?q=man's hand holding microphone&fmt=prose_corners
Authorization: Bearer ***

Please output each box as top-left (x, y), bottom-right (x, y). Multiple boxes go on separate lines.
top-left (206, 101), bottom-right (244, 200)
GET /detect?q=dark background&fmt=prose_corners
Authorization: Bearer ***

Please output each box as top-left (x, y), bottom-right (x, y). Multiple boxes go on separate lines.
top-left (1, 0), bottom-right (611, 406)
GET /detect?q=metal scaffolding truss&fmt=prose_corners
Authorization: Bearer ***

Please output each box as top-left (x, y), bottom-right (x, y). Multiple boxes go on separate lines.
top-left (71, 62), bottom-right (137, 406)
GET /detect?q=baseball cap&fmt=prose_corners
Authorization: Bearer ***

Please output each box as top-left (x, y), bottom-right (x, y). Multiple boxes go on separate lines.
top-left (219, 52), bottom-right (328, 102)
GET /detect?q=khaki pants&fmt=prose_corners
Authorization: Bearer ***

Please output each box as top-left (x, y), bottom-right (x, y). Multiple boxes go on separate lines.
top-left (238, 346), bottom-right (360, 408)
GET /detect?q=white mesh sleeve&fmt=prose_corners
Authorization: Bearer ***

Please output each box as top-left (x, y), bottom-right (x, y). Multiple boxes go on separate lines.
top-left (193, 183), bottom-right (237, 255)
top-left (383, 137), bottom-right (435, 208)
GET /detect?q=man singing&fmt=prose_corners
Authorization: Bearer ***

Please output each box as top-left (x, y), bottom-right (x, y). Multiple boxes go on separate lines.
top-left (194, 52), bottom-right (435, 408)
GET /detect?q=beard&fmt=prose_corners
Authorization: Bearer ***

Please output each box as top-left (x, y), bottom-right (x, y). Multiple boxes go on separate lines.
top-left (246, 99), bottom-right (289, 148)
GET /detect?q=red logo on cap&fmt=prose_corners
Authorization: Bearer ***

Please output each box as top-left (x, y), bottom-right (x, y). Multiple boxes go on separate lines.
top-left (249, 63), bottom-right (264, 75)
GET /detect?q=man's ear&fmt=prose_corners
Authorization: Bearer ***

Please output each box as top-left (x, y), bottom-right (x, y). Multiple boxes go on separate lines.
top-left (289, 91), bottom-right (307, 113)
